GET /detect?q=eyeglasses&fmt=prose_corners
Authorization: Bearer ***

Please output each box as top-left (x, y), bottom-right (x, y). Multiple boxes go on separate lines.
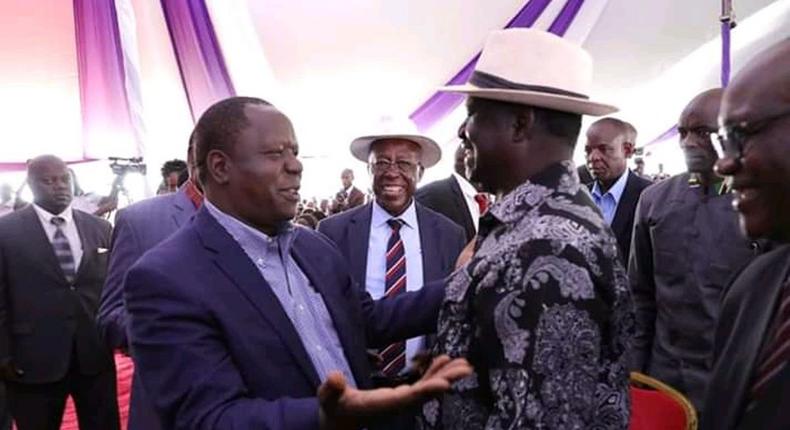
top-left (715, 111), bottom-right (790, 160)
top-left (370, 159), bottom-right (419, 174)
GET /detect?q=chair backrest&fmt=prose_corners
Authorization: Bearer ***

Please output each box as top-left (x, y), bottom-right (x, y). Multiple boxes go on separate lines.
top-left (629, 371), bottom-right (698, 430)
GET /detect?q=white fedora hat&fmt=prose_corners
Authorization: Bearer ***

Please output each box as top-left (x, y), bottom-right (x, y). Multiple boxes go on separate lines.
top-left (441, 28), bottom-right (617, 116)
top-left (350, 117), bottom-right (442, 168)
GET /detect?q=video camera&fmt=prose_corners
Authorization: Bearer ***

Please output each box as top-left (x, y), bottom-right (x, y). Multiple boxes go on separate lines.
top-left (109, 157), bottom-right (147, 176)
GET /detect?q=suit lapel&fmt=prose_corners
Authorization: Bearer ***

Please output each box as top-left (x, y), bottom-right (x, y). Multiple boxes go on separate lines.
top-left (448, 176), bottom-right (475, 237)
top-left (713, 246), bottom-right (790, 429)
top-left (20, 206), bottom-right (66, 282)
top-left (171, 189), bottom-right (196, 228)
top-left (291, 235), bottom-right (368, 385)
top-left (611, 172), bottom-right (636, 238)
top-left (347, 204), bottom-right (372, 286)
top-left (195, 209), bottom-right (321, 386)
top-left (72, 210), bottom-right (96, 279)
top-left (416, 204), bottom-right (442, 283)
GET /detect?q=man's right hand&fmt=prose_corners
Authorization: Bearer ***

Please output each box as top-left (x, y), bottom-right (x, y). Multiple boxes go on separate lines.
top-left (317, 355), bottom-right (472, 430)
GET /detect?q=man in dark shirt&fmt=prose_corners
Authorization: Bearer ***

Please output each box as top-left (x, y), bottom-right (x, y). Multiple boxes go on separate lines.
top-left (419, 28), bottom-right (634, 429)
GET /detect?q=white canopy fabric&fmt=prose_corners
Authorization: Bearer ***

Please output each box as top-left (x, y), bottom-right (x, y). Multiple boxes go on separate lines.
top-left (0, 0), bottom-right (787, 200)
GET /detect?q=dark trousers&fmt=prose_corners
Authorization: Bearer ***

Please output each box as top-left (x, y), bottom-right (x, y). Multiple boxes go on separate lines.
top-left (7, 350), bottom-right (120, 430)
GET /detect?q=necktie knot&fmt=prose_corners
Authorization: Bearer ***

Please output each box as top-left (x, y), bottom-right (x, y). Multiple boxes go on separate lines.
top-left (387, 218), bottom-right (403, 232)
top-left (51, 216), bottom-right (65, 227)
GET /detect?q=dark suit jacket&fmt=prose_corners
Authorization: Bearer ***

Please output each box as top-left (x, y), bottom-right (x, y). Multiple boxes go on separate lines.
top-left (701, 244), bottom-right (790, 430)
top-left (97, 188), bottom-right (197, 430)
top-left (416, 176), bottom-right (476, 242)
top-left (588, 170), bottom-right (652, 263)
top-left (124, 207), bottom-right (445, 429)
top-left (316, 202), bottom-right (466, 290)
top-left (0, 205), bottom-right (113, 384)
top-left (347, 186), bottom-right (365, 209)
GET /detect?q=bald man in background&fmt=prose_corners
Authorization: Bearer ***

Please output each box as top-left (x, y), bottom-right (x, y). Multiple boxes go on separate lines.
top-left (628, 89), bottom-right (760, 414)
top-left (585, 118), bottom-right (652, 263)
top-left (0, 156), bottom-right (119, 430)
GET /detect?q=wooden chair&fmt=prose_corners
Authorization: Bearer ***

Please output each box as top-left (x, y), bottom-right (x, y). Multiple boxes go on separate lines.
top-left (630, 371), bottom-right (698, 430)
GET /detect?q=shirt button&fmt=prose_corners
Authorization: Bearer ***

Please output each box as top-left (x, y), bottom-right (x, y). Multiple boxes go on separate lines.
top-left (316, 345), bottom-right (323, 352)
top-left (298, 304), bottom-right (305, 311)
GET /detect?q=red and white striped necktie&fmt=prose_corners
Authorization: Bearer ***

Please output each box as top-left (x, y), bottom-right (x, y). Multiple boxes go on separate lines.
top-left (380, 219), bottom-right (406, 376)
top-left (749, 278), bottom-right (790, 400)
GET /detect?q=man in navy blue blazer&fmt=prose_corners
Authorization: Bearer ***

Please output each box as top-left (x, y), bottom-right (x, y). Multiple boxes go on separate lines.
top-left (123, 97), bottom-right (471, 429)
top-left (97, 139), bottom-right (202, 430)
top-left (318, 124), bottom-right (466, 380)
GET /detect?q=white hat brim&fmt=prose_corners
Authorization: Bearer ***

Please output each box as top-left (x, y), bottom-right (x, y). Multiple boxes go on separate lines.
top-left (440, 84), bottom-right (618, 116)
top-left (350, 134), bottom-right (442, 168)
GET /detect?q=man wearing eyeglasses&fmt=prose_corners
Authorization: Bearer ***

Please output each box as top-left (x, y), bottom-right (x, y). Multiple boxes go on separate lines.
top-left (628, 88), bottom-right (760, 415)
top-left (318, 128), bottom-right (466, 388)
top-left (701, 39), bottom-right (790, 430)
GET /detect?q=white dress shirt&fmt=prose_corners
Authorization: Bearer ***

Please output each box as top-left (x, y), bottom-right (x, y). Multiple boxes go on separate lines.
top-left (33, 203), bottom-right (83, 270)
top-left (453, 172), bottom-right (481, 232)
top-left (365, 200), bottom-right (424, 369)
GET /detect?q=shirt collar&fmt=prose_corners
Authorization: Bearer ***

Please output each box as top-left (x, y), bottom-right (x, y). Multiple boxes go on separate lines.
top-left (204, 199), bottom-right (295, 256)
top-left (591, 169), bottom-right (630, 204)
top-left (372, 199), bottom-right (417, 229)
top-left (452, 173), bottom-right (477, 198)
top-left (181, 179), bottom-right (203, 209)
top-left (486, 160), bottom-right (579, 228)
top-left (33, 203), bottom-right (74, 225)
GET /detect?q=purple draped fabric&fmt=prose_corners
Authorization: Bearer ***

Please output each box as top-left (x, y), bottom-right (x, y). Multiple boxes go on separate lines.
top-left (410, 0), bottom-right (586, 131)
top-left (721, 21), bottom-right (731, 87)
top-left (161, 0), bottom-right (236, 122)
top-left (73, 0), bottom-right (136, 158)
top-left (643, 125), bottom-right (678, 148)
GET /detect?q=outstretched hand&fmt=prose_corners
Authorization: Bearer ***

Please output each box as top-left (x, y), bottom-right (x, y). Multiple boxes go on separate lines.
top-left (318, 355), bottom-right (472, 430)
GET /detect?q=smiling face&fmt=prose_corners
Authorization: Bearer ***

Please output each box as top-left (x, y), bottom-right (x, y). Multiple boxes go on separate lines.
top-left (715, 40), bottom-right (790, 241)
top-left (368, 139), bottom-right (423, 216)
top-left (207, 104), bottom-right (303, 234)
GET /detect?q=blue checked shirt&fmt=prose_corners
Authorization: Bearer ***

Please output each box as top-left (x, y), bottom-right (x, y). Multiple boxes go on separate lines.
top-left (205, 201), bottom-right (356, 386)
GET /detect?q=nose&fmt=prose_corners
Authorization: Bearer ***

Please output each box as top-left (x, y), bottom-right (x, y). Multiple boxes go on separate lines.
top-left (457, 120), bottom-right (467, 141)
top-left (285, 154), bottom-right (302, 175)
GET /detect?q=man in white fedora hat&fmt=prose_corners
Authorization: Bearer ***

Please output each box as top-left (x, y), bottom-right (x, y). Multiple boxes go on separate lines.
top-left (419, 28), bottom-right (635, 429)
top-left (319, 119), bottom-right (466, 391)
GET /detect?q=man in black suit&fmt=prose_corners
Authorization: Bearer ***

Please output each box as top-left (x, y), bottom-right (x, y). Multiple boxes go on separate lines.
top-left (416, 127), bottom-right (480, 242)
top-left (701, 38), bottom-right (790, 430)
top-left (330, 169), bottom-right (366, 214)
top-left (0, 155), bottom-right (119, 430)
top-left (585, 117), bottom-right (652, 263)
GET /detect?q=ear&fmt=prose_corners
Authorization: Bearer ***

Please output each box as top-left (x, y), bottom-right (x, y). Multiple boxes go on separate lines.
top-left (416, 165), bottom-right (425, 182)
top-left (206, 149), bottom-right (231, 185)
top-left (512, 107), bottom-right (536, 144)
top-left (623, 141), bottom-right (636, 158)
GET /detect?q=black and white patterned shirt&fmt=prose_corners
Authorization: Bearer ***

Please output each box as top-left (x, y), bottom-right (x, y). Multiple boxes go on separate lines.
top-left (419, 161), bottom-right (634, 429)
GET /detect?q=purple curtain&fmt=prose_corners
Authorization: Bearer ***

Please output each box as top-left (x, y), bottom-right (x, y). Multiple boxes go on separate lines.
top-left (161, 0), bottom-right (236, 122)
top-left (73, 0), bottom-right (136, 159)
top-left (721, 21), bottom-right (731, 87)
top-left (409, 0), bottom-right (587, 131)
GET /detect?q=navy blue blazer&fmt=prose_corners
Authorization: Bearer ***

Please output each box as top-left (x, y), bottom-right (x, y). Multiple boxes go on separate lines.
top-left (316, 202), bottom-right (466, 289)
top-left (124, 207), bottom-right (445, 429)
top-left (97, 188), bottom-right (197, 430)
